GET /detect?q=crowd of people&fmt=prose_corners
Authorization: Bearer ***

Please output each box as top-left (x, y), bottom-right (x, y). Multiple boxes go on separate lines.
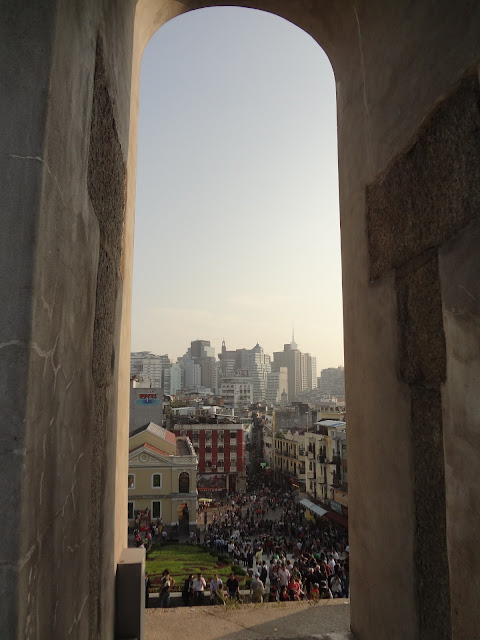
top-left (142, 478), bottom-right (350, 607)
top-left (200, 476), bottom-right (350, 604)
top-left (145, 474), bottom-right (349, 607)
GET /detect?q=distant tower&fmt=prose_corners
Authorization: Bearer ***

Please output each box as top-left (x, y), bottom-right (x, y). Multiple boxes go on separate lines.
top-left (222, 339), bottom-right (226, 355)
top-left (291, 325), bottom-right (298, 351)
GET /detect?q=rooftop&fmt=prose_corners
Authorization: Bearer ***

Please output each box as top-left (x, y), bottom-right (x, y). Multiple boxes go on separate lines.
top-left (130, 422), bottom-right (177, 445)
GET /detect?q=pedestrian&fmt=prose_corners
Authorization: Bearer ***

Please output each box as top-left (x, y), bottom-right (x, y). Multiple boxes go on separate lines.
top-left (159, 569), bottom-right (174, 608)
top-left (259, 561), bottom-right (268, 587)
top-left (226, 572), bottom-right (241, 601)
top-left (209, 574), bottom-right (225, 605)
top-left (192, 572), bottom-right (206, 605)
top-left (250, 572), bottom-right (264, 603)
top-left (182, 574), bottom-right (194, 606)
top-left (145, 572), bottom-right (151, 609)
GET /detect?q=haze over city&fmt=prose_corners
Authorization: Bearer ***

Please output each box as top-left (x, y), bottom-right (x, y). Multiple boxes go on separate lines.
top-left (131, 7), bottom-right (343, 370)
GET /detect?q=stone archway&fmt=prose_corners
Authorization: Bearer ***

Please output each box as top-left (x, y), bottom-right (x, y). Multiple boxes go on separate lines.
top-left (2, 2), bottom-right (480, 639)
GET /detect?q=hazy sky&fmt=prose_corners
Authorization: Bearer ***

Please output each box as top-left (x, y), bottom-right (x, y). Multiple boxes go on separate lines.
top-left (131, 7), bottom-right (344, 371)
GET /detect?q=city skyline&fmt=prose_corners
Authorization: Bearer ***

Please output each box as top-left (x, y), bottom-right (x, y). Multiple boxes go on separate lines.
top-left (131, 335), bottom-right (344, 373)
top-left (132, 7), bottom-right (344, 373)
top-left (131, 333), bottom-right (342, 371)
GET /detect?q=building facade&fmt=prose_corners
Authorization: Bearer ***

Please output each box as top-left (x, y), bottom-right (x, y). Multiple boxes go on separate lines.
top-left (220, 372), bottom-right (253, 408)
top-left (129, 383), bottom-right (164, 433)
top-left (266, 367), bottom-right (288, 404)
top-left (163, 362), bottom-right (183, 396)
top-left (273, 430), bottom-right (306, 492)
top-left (317, 366), bottom-right (345, 398)
top-left (130, 351), bottom-right (170, 388)
top-left (128, 422), bottom-right (198, 532)
top-left (172, 421), bottom-right (246, 493)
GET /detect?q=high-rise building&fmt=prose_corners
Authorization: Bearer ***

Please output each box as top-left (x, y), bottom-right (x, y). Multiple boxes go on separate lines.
top-left (273, 339), bottom-right (302, 402)
top-left (218, 340), bottom-right (236, 375)
top-left (163, 362), bottom-right (183, 395)
top-left (236, 344), bottom-right (271, 402)
top-left (273, 334), bottom-right (316, 401)
top-left (266, 367), bottom-right (288, 404)
top-left (188, 339), bottom-right (216, 390)
top-left (220, 372), bottom-right (253, 408)
top-left (181, 356), bottom-right (202, 389)
top-left (305, 354), bottom-right (317, 391)
top-left (218, 342), bottom-right (271, 402)
top-left (190, 340), bottom-right (211, 359)
top-left (130, 351), bottom-right (170, 388)
top-left (317, 366), bottom-right (345, 397)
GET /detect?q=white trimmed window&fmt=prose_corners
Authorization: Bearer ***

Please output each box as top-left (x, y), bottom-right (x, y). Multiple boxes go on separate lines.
top-left (128, 474), bottom-right (135, 489)
top-left (152, 473), bottom-right (162, 488)
top-left (152, 501), bottom-right (161, 519)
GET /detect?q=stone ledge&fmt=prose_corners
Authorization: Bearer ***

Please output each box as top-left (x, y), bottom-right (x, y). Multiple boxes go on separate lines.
top-left (146, 600), bottom-right (351, 640)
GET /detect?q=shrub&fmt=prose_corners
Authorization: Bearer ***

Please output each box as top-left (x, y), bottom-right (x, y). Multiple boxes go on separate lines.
top-left (231, 565), bottom-right (246, 577)
top-left (217, 554), bottom-right (230, 564)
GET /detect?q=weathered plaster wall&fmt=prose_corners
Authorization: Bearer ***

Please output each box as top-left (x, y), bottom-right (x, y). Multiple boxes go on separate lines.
top-left (1, 1), bottom-right (136, 638)
top-left (0, 3), bottom-right (57, 636)
top-left (367, 69), bottom-right (480, 640)
top-left (440, 216), bottom-right (480, 639)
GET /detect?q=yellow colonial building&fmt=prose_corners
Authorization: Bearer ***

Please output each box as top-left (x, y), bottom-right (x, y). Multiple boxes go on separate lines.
top-left (128, 422), bottom-right (198, 532)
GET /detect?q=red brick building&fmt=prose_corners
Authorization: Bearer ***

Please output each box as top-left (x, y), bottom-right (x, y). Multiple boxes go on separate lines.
top-left (172, 422), bottom-right (246, 494)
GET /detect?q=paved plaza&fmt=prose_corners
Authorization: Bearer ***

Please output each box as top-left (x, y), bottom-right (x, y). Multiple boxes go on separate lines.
top-left (146, 599), bottom-right (351, 640)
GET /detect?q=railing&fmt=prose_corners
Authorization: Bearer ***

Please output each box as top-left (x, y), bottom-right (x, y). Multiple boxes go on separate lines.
top-left (317, 455), bottom-right (326, 463)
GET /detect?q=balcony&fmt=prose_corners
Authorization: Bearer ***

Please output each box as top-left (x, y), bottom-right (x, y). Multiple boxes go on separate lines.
top-left (317, 454), bottom-right (326, 463)
top-left (332, 474), bottom-right (342, 488)
top-left (332, 454), bottom-right (341, 465)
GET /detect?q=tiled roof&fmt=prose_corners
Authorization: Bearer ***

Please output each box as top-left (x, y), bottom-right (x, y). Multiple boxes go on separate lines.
top-left (130, 422), bottom-right (177, 445)
top-left (129, 443), bottom-right (171, 457)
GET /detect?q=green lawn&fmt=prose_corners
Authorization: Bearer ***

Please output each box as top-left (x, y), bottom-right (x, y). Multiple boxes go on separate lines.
top-left (145, 543), bottom-right (246, 591)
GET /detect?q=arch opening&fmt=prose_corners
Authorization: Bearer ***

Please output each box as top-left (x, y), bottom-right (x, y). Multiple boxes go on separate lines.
top-left (130, 4), bottom-right (348, 632)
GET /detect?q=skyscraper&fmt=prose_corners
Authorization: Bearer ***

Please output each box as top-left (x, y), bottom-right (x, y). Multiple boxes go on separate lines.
top-left (130, 351), bottom-right (170, 388)
top-left (272, 334), bottom-right (316, 401)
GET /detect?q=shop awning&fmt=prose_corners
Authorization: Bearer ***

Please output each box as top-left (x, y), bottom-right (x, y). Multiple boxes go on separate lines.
top-left (300, 499), bottom-right (328, 518)
top-left (324, 509), bottom-right (349, 529)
